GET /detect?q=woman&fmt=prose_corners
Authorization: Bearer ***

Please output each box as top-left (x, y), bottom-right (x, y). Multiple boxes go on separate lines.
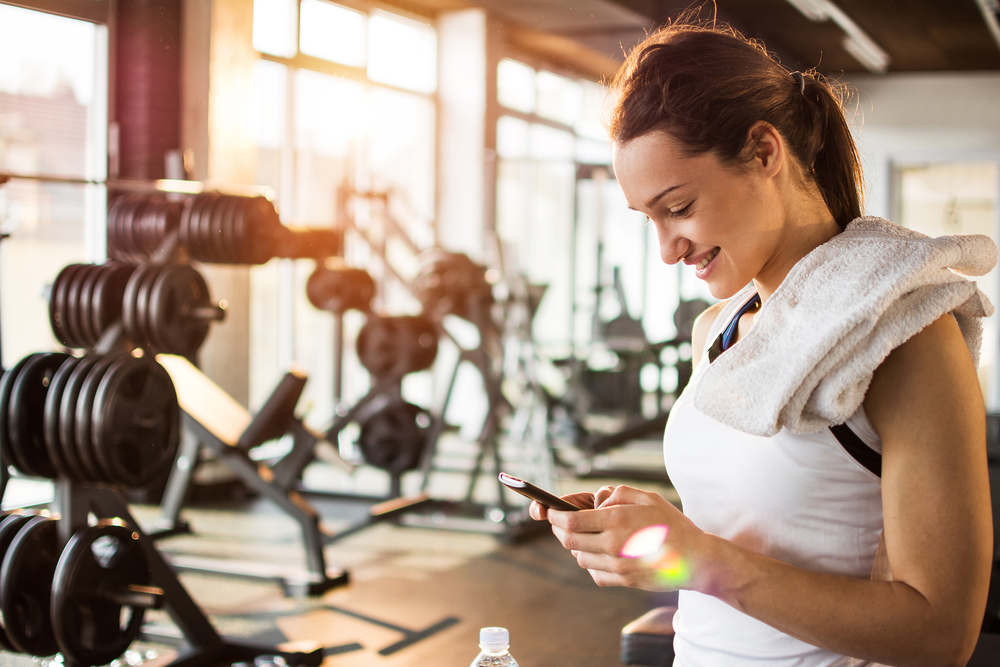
top-left (531, 20), bottom-right (994, 667)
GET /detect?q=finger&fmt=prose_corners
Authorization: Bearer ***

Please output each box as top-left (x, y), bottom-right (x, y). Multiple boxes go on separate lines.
top-left (551, 523), bottom-right (618, 554)
top-left (595, 485), bottom-right (617, 508)
top-left (560, 491), bottom-right (597, 510)
top-left (529, 501), bottom-right (548, 521)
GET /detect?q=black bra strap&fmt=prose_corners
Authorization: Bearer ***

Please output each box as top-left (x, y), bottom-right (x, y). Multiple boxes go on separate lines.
top-left (829, 423), bottom-right (882, 478)
top-left (706, 293), bottom-right (882, 478)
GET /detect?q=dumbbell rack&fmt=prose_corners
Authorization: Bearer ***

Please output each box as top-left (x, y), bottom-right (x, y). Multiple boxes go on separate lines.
top-left (52, 479), bottom-right (325, 667)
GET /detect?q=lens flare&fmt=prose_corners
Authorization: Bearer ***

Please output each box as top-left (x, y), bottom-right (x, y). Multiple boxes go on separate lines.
top-left (621, 525), bottom-right (669, 558)
top-left (620, 524), bottom-right (690, 588)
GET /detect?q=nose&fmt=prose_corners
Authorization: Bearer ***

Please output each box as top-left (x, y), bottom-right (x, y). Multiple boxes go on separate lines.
top-left (652, 219), bottom-right (688, 265)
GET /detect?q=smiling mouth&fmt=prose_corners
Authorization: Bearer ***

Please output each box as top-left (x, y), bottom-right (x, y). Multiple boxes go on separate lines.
top-left (694, 247), bottom-right (719, 270)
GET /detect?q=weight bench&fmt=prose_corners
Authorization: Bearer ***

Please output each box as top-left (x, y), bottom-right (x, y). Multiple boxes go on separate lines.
top-left (153, 354), bottom-right (429, 596)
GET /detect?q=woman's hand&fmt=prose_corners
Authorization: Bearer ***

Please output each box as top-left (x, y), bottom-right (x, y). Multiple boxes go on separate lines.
top-left (534, 485), bottom-right (708, 592)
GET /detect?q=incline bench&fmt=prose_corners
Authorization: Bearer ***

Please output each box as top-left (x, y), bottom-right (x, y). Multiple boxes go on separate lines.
top-left (154, 354), bottom-right (430, 596)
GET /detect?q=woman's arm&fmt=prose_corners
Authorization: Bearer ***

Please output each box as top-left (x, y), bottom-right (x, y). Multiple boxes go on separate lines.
top-left (545, 314), bottom-right (992, 666)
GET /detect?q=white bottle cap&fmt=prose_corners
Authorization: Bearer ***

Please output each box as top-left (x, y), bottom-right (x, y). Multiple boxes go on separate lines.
top-left (479, 626), bottom-right (510, 650)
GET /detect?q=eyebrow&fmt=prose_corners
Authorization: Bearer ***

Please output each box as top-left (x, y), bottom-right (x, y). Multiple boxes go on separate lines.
top-left (644, 184), bottom-right (686, 209)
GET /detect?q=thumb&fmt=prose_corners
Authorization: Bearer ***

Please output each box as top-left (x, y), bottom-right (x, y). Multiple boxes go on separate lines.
top-left (601, 484), bottom-right (656, 507)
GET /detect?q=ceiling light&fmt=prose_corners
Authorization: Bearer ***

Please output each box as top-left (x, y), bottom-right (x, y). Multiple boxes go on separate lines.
top-left (785, 0), bottom-right (828, 22)
top-left (785, 0), bottom-right (891, 73)
top-left (973, 0), bottom-right (1000, 54)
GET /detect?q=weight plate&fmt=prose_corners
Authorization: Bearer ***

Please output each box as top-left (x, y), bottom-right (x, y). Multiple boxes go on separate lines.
top-left (43, 356), bottom-right (82, 480)
top-left (74, 354), bottom-right (122, 483)
top-left (64, 264), bottom-right (94, 350)
top-left (93, 357), bottom-right (180, 487)
top-left (0, 516), bottom-right (60, 656)
top-left (358, 401), bottom-right (428, 474)
top-left (219, 195), bottom-right (240, 264)
top-left (178, 194), bottom-right (196, 253)
top-left (136, 197), bottom-right (160, 258)
top-left (0, 514), bottom-right (36, 652)
top-left (8, 352), bottom-right (71, 478)
top-left (357, 316), bottom-right (438, 379)
top-left (306, 266), bottom-right (375, 314)
top-left (111, 195), bottom-right (135, 263)
top-left (230, 197), bottom-right (250, 263)
top-left (51, 265), bottom-right (84, 348)
top-left (48, 265), bottom-right (73, 346)
top-left (121, 264), bottom-right (155, 349)
top-left (200, 195), bottom-right (226, 264)
top-left (76, 265), bottom-right (102, 348)
top-left (187, 193), bottom-right (218, 262)
top-left (91, 262), bottom-right (136, 339)
top-left (57, 355), bottom-right (102, 482)
top-left (134, 264), bottom-right (167, 351)
top-left (106, 196), bottom-right (129, 262)
top-left (148, 264), bottom-right (212, 356)
top-left (51, 521), bottom-right (150, 666)
top-left (0, 355), bottom-right (36, 474)
top-left (245, 196), bottom-right (279, 264)
top-left (121, 195), bottom-right (148, 263)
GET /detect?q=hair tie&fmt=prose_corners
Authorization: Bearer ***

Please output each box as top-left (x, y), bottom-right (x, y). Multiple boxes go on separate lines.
top-left (792, 71), bottom-right (806, 95)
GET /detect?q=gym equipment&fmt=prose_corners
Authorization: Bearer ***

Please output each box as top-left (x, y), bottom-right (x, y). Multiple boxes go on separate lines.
top-left (107, 193), bottom-right (183, 263)
top-left (153, 353), bottom-right (428, 595)
top-left (0, 352), bottom-right (180, 489)
top-left (51, 520), bottom-right (154, 666)
top-left (47, 481), bottom-right (327, 667)
top-left (179, 192), bottom-right (281, 265)
top-left (0, 515), bottom-right (61, 656)
top-left (49, 262), bottom-right (136, 350)
top-left (412, 249), bottom-right (494, 323)
top-left (0, 513), bottom-right (35, 652)
top-left (356, 315), bottom-right (438, 380)
top-left (48, 260), bottom-right (224, 356)
top-left (103, 190), bottom-right (342, 266)
top-left (121, 262), bottom-right (224, 356)
top-left (306, 263), bottom-right (375, 314)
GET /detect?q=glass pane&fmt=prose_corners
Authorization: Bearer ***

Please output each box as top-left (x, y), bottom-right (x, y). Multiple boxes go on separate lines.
top-left (294, 69), bottom-right (367, 159)
top-left (577, 79), bottom-right (608, 140)
top-left (368, 87), bottom-right (436, 236)
top-left (253, 0), bottom-right (297, 58)
top-left (497, 116), bottom-right (529, 160)
top-left (0, 4), bottom-right (100, 179)
top-left (577, 137), bottom-right (611, 164)
top-left (529, 124), bottom-right (574, 161)
top-left (0, 5), bottom-right (105, 366)
top-left (367, 10), bottom-right (436, 94)
top-left (897, 161), bottom-right (1000, 408)
top-left (536, 70), bottom-right (581, 126)
top-left (497, 59), bottom-right (535, 113)
top-left (300, 0), bottom-right (366, 67)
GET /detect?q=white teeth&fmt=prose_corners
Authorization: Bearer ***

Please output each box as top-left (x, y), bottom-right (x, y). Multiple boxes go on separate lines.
top-left (696, 248), bottom-right (719, 269)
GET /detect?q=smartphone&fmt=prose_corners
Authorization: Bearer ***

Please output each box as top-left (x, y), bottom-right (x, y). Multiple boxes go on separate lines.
top-left (498, 473), bottom-right (581, 512)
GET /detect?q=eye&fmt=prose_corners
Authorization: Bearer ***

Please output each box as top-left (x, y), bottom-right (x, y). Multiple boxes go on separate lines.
top-left (670, 202), bottom-right (694, 218)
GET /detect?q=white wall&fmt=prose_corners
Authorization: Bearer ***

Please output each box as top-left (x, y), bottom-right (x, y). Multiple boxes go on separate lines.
top-left (845, 71), bottom-right (1000, 218)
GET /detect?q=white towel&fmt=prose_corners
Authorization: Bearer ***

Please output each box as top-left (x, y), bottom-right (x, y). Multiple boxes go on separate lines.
top-left (694, 216), bottom-right (998, 436)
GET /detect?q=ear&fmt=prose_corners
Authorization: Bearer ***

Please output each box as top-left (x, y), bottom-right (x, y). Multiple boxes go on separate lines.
top-left (745, 121), bottom-right (784, 177)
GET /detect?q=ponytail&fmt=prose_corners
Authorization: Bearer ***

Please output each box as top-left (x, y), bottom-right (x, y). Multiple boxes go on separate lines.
top-left (608, 19), bottom-right (863, 228)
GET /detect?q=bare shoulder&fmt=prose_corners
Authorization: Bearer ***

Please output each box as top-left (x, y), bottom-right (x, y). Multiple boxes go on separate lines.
top-left (691, 300), bottom-right (728, 367)
top-left (864, 314), bottom-right (983, 431)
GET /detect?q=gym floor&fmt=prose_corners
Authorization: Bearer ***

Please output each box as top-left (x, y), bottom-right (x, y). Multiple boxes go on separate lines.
top-left (0, 441), bottom-right (675, 667)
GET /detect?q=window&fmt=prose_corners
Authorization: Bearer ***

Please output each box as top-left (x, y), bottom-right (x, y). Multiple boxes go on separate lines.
top-left (0, 3), bottom-right (108, 366)
top-left (249, 0), bottom-right (437, 419)
top-left (895, 160), bottom-right (1000, 409)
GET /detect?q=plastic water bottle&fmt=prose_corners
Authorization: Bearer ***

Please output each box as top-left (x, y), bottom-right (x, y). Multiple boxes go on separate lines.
top-left (470, 627), bottom-right (519, 666)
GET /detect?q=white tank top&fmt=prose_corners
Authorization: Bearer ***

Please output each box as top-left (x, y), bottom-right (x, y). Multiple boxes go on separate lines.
top-left (664, 286), bottom-right (884, 666)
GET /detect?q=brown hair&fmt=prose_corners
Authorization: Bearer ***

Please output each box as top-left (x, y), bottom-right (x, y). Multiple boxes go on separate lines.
top-left (608, 20), bottom-right (863, 228)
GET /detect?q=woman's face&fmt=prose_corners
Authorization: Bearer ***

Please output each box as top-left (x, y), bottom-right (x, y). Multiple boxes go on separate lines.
top-left (612, 129), bottom-right (786, 300)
